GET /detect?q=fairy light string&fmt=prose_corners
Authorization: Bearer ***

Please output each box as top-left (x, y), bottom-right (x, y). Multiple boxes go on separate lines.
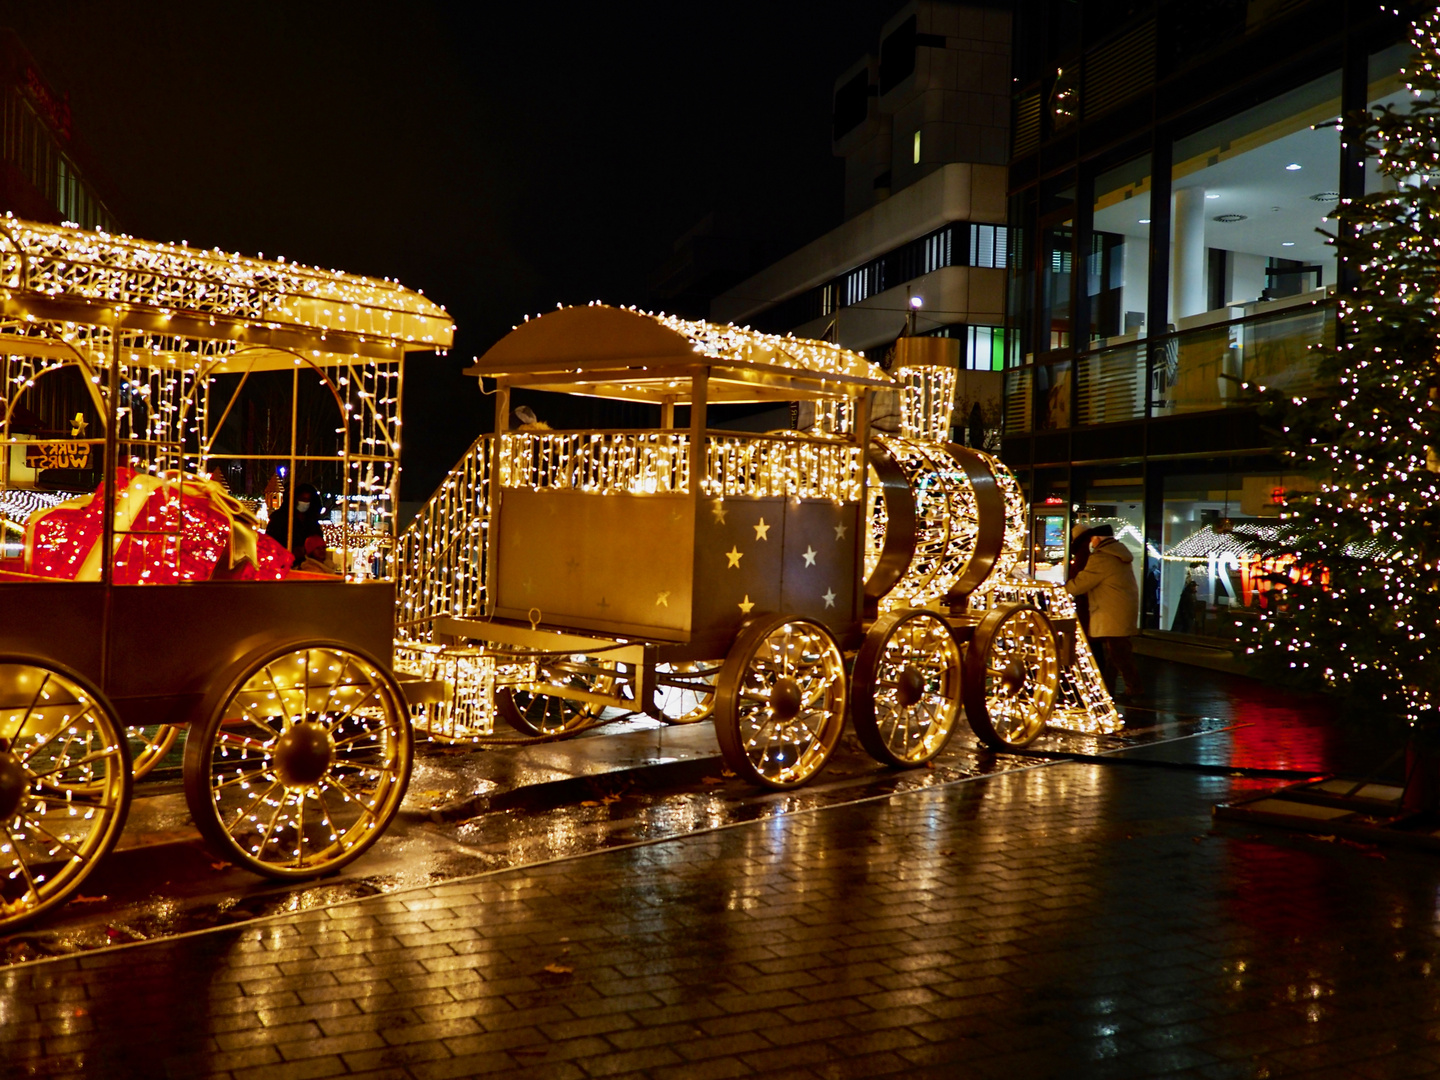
top-left (1246, 9), bottom-right (1440, 725)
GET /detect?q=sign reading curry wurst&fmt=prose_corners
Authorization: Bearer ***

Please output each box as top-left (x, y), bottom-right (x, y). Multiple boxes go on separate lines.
top-left (24, 441), bottom-right (93, 470)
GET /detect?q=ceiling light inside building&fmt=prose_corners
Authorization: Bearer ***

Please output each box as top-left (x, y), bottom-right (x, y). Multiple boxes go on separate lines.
top-left (1213, 213), bottom-right (1248, 223)
top-left (1282, 241), bottom-right (1296, 246)
top-left (1206, 193), bottom-right (1220, 199)
top-left (1286, 163), bottom-right (1303, 170)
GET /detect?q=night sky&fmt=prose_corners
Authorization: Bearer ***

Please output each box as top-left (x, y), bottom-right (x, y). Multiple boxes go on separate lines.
top-left (1, 0), bottom-right (887, 499)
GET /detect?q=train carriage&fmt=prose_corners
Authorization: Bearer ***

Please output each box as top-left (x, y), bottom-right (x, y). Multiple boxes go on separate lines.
top-left (0, 217), bottom-right (453, 929)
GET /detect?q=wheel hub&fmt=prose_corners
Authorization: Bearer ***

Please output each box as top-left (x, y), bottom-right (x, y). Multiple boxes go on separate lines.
top-left (770, 677), bottom-right (803, 720)
top-left (895, 665), bottom-right (926, 707)
top-left (999, 659), bottom-right (1027, 697)
top-left (0, 751), bottom-right (28, 821)
top-left (274, 722), bottom-right (335, 787)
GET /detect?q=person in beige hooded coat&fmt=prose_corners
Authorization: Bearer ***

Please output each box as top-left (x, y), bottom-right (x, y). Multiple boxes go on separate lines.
top-left (1065, 532), bottom-right (1143, 697)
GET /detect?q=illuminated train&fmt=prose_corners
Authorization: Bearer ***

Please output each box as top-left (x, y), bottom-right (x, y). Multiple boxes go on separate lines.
top-left (397, 305), bottom-right (1119, 789)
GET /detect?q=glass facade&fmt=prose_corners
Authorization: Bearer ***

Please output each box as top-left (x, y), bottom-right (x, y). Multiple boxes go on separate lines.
top-left (1003, 1), bottom-right (1409, 643)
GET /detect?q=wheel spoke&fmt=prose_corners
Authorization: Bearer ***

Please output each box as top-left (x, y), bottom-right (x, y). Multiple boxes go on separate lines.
top-left (2, 823), bottom-right (40, 904)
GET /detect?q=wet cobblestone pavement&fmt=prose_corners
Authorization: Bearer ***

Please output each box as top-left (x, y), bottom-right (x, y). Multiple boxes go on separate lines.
top-left (4, 660), bottom-right (1437, 1079)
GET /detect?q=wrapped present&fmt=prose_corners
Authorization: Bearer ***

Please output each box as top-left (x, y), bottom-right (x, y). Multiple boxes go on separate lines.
top-left (25, 468), bottom-right (291, 583)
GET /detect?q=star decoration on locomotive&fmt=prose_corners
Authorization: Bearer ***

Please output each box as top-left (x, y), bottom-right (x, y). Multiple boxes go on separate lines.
top-left (726, 546), bottom-right (743, 568)
top-left (738, 594), bottom-right (755, 614)
top-left (655, 591), bottom-right (670, 607)
top-left (823, 589), bottom-right (836, 608)
top-left (802, 546), bottom-right (817, 567)
top-left (753, 518), bottom-right (770, 540)
top-left (710, 499), bottom-right (728, 524)
top-left (834, 522), bottom-right (847, 541)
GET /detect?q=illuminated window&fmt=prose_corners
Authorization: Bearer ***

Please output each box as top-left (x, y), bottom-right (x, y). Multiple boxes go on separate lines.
top-left (913, 130), bottom-right (922, 164)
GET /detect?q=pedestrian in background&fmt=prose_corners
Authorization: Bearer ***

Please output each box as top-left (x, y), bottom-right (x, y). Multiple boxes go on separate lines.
top-left (1067, 521), bottom-right (1096, 636)
top-left (265, 482), bottom-right (326, 569)
top-left (1065, 525), bottom-right (1143, 698)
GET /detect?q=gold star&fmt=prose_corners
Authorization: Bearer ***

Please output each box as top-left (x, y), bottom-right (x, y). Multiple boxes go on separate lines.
top-left (738, 594), bottom-right (755, 614)
top-left (655, 591), bottom-right (670, 607)
top-left (802, 546), bottom-right (817, 567)
top-left (834, 522), bottom-right (848, 541)
top-left (822, 589), bottom-right (837, 609)
top-left (726, 546), bottom-right (743, 569)
top-left (710, 499), bottom-right (728, 524)
top-left (753, 517), bottom-right (770, 540)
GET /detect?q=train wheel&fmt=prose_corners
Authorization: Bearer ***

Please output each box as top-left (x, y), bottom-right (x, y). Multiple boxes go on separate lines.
top-left (962, 603), bottom-right (1059, 750)
top-left (714, 615), bottom-right (848, 789)
top-left (0, 658), bottom-right (131, 931)
top-left (129, 725), bottom-right (179, 781)
top-left (183, 643), bottom-right (412, 879)
top-left (496, 656), bottom-right (613, 737)
top-left (852, 609), bottom-right (963, 767)
top-left (652, 661), bottom-right (719, 725)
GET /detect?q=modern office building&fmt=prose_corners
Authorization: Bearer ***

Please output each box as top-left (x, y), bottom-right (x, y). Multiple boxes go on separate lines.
top-left (0, 29), bottom-right (116, 230)
top-left (1001, 0), bottom-right (1415, 650)
top-left (711, 0), bottom-right (1013, 435)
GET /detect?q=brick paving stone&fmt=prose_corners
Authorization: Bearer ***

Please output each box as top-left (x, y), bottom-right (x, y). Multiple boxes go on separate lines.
top-left (6, 679), bottom-right (1440, 1079)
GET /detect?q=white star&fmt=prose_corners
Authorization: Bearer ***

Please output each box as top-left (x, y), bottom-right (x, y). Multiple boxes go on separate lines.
top-left (822, 589), bottom-right (836, 609)
top-left (834, 522), bottom-right (848, 541)
top-left (802, 546), bottom-right (817, 567)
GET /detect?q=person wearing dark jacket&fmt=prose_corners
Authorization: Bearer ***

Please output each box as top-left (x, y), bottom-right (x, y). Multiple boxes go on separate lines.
top-left (265, 482), bottom-right (325, 568)
top-left (1065, 530), bottom-right (1143, 698)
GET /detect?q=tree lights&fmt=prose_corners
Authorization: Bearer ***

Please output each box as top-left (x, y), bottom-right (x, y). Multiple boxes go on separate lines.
top-left (1246, 11), bottom-right (1440, 726)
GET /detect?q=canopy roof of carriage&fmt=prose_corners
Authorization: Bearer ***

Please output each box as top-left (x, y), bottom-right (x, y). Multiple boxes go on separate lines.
top-left (0, 216), bottom-right (453, 371)
top-left (464, 304), bottom-right (896, 404)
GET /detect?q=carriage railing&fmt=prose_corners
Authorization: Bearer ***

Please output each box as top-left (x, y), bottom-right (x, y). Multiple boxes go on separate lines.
top-left (495, 427), bottom-right (863, 503)
top-left (702, 431), bottom-right (862, 502)
top-left (396, 432), bottom-right (491, 642)
top-left (498, 429), bottom-right (689, 495)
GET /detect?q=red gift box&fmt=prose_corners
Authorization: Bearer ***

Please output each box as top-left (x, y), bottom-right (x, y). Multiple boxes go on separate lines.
top-left (25, 468), bottom-right (291, 582)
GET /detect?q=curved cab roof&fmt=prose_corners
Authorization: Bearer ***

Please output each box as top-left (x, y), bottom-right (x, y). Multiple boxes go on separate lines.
top-left (465, 304), bottom-right (894, 403)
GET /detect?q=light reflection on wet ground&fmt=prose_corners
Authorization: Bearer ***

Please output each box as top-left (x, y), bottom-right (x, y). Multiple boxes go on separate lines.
top-left (0, 657), bottom-right (1357, 967)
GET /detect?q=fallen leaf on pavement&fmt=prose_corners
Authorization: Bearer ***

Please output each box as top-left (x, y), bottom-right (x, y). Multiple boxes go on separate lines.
top-left (543, 963), bottom-right (573, 975)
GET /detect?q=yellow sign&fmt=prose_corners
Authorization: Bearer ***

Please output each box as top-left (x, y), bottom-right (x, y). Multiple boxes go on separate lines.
top-left (24, 441), bottom-right (92, 470)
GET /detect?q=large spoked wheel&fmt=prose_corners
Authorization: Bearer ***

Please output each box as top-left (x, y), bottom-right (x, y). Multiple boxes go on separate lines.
top-left (182, 643), bottom-right (412, 879)
top-left (129, 725), bottom-right (179, 780)
top-left (495, 655), bottom-right (615, 737)
top-left (653, 661), bottom-right (719, 725)
top-left (0, 657), bottom-right (131, 931)
top-left (714, 615), bottom-right (848, 789)
top-left (852, 609), bottom-right (964, 767)
top-left (962, 603), bottom-right (1060, 749)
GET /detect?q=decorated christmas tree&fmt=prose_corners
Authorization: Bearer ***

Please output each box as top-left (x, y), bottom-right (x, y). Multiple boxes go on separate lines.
top-left (1247, 9), bottom-right (1440, 729)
